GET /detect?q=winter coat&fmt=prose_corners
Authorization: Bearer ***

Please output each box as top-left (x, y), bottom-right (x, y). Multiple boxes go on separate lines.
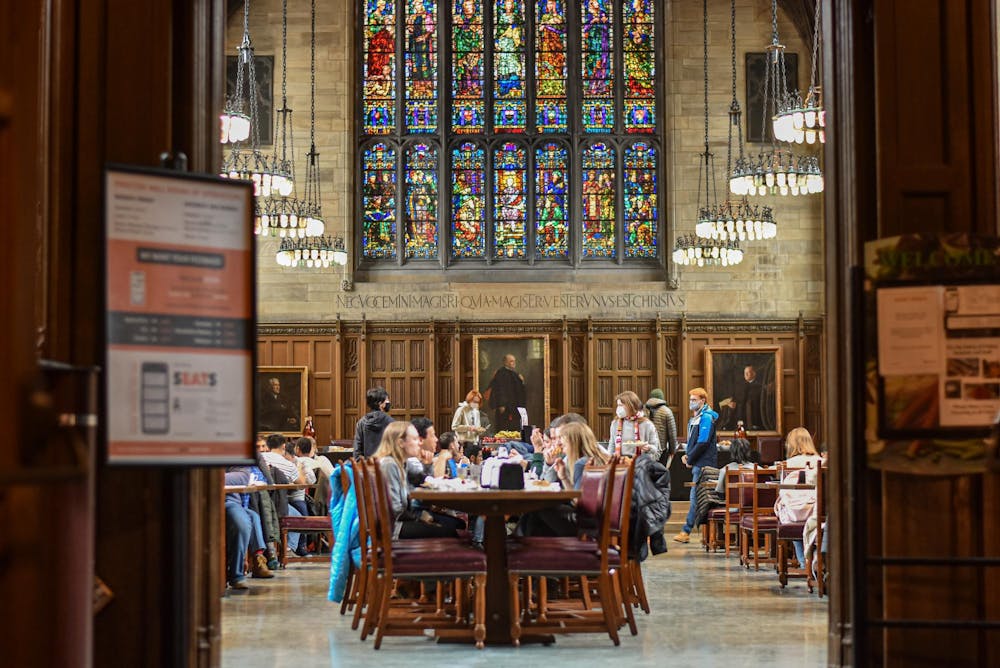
top-left (685, 406), bottom-right (719, 468)
top-left (353, 410), bottom-right (394, 458)
top-left (629, 454), bottom-right (671, 561)
top-left (327, 462), bottom-right (360, 603)
top-left (644, 397), bottom-right (678, 460)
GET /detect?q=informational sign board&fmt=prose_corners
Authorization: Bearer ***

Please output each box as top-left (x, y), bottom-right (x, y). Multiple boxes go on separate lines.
top-left (104, 165), bottom-right (255, 464)
top-left (865, 234), bottom-right (1000, 473)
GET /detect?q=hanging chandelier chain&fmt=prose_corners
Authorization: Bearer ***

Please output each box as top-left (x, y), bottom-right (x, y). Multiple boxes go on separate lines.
top-left (726, 0), bottom-right (739, 177)
top-left (808, 0), bottom-right (822, 100)
top-left (310, 0), bottom-right (317, 153)
top-left (702, 0), bottom-right (709, 152)
top-left (245, 0), bottom-right (261, 150)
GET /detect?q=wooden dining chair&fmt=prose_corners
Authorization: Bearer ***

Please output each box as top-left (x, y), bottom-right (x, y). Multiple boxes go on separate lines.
top-left (278, 477), bottom-right (337, 567)
top-left (367, 459), bottom-right (488, 649)
top-left (774, 465), bottom-right (812, 588)
top-left (505, 459), bottom-right (629, 646)
top-left (738, 465), bottom-right (779, 570)
top-left (811, 463), bottom-right (828, 597)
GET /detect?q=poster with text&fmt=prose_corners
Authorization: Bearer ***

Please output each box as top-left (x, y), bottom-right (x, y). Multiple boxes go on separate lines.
top-left (865, 234), bottom-right (1000, 474)
top-left (105, 166), bottom-right (255, 464)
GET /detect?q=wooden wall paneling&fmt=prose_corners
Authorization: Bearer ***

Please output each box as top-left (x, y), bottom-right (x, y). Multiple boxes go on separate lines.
top-left (342, 330), bottom-right (362, 439)
top-left (586, 318), bottom-right (596, 426)
top-left (560, 318), bottom-right (570, 417)
top-left (662, 329), bottom-right (681, 414)
top-left (333, 320), bottom-right (342, 442)
top-left (311, 338), bottom-right (334, 444)
top-left (569, 332), bottom-right (586, 415)
top-left (435, 327), bottom-right (456, 433)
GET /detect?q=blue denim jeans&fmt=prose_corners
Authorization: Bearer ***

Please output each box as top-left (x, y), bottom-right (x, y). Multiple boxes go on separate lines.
top-left (681, 465), bottom-right (702, 533)
top-left (225, 499), bottom-right (251, 583)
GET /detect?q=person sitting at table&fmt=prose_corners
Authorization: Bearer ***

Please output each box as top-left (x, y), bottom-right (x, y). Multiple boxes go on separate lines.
top-left (530, 412), bottom-right (588, 483)
top-left (778, 427), bottom-right (822, 566)
top-left (295, 436), bottom-right (334, 480)
top-left (375, 421), bottom-right (460, 539)
top-left (609, 390), bottom-right (661, 459)
top-left (517, 422), bottom-right (610, 537)
top-left (224, 467), bottom-right (274, 590)
top-left (784, 427), bottom-right (824, 478)
top-left (261, 434), bottom-right (314, 556)
top-left (433, 431), bottom-right (469, 478)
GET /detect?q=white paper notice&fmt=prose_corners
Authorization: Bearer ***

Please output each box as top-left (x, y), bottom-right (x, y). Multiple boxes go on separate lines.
top-left (517, 407), bottom-right (529, 428)
top-left (877, 286), bottom-right (945, 376)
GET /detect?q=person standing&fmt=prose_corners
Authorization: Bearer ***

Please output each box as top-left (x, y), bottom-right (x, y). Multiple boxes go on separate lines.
top-left (486, 354), bottom-right (526, 432)
top-left (452, 390), bottom-right (489, 447)
top-left (609, 390), bottom-right (661, 459)
top-left (673, 387), bottom-right (719, 544)
top-left (352, 386), bottom-right (394, 458)
top-left (645, 388), bottom-right (678, 467)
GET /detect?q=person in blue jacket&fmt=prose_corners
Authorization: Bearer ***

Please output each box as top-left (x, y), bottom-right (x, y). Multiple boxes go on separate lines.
top-left (673, 386), bottom-right (719, 544)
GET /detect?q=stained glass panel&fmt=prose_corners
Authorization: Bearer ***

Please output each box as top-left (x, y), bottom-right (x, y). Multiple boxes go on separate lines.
top-left (363, 0), bottom-right (396, 134)
top-left (362, 142), bottom-right (397, 259)
top-left (405, 0), bottom-right (438, 133)
top-left (535, 142), bottom-right (569, 258)
top-left (493, 143), bottom-right (527, 258)
top-left (581, 0), bottom-right (614, 133)
top-left (452, 0), bottom-right (485, 133)
top-left (451, 142), bottom-right (486, 258)
top-left (405, 143), bottom-right (439, 258)
top-left (624, 0), bottom-right (655, 133)
top-left (581, 142), bottom-right (615, 257)
top-left (493, 0), bottom-right (526, 133)
top-left (535, 0), bottom-right (568, 132)
top-left (624, 142), bottom-right (657, 257)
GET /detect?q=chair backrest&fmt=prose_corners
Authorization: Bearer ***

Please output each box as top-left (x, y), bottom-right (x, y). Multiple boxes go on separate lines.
top-left (577, 464), bottom-right (609, 520)
top-left (756, 437), bottom-right (784, 465)
top-left (350, 459), bottom-right (371, 562)
top-left (607, 456), bottom-right (637, 561)
top-left (724, 468), bottom-right (744, 512)
top-left (737, 469), bottom-right (756, 508)
top-left (369, 459), bottom-right (397, 576)
top-left (751, 464), bottom-right (778, 516)
top-left (594, 459), bottom-right (619, 564)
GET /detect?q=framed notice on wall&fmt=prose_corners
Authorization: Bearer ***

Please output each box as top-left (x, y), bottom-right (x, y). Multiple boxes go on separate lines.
top-left (104, 165), bottom-right (256, 465)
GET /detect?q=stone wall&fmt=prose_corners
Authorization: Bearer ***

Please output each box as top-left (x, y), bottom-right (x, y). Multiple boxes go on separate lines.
top-left (228, 0), bottom-right (824, 322)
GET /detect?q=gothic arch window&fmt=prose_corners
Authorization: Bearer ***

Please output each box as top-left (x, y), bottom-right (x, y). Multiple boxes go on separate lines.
top-left (358, 0), bottom-right (663, 270)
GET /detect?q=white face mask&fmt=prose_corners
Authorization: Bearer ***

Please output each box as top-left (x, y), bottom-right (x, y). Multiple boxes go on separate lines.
top-left (689, 399), bottom-right (700, 411)
top-left (615, 405), bottom-right (627, 419)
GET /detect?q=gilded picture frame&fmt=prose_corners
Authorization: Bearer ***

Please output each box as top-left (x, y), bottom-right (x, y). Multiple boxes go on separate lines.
top-left (704, 345), bottom-right (782, 436)
top-left (256, 365), bottom-right (308, 436)
top-left (472, 335), bottom-right (551, 434)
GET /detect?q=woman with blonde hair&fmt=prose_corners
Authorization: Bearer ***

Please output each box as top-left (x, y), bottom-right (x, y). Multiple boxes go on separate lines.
top-left (519, 422), bottom-right (609, 537)
top-left (375, 421), bottom-right (457, 539)
top-left (555, 421), bottom-right (610, 490)
top-left (784, 427), bottom-right (822, 468)
top-left (610, 390), bottom-right (661, 459)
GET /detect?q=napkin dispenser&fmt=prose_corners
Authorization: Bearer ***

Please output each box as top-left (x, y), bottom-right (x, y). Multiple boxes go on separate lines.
top-left (497, 463), bottom-right (525, 490)
top-left (480, 447), bottom-right (524, 489)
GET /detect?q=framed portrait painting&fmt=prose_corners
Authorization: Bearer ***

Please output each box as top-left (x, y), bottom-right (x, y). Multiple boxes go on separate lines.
top-left (705, 345), bottom-right (782, 436)
top-left (256, 366), bottom-right (308, 436)
top-left (473, 335), bottom-right (550, 434)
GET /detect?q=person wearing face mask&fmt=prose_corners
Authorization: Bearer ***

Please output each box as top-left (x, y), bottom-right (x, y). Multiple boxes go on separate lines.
top-left (673, 387), bottom-right (719, 544)
top-left (452, 390), bottom-right (491, 448)
top-left (609, 390), bottom-right (661, 459)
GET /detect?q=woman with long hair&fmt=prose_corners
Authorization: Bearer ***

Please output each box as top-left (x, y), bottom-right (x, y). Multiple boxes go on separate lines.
top-left (375, 422), bottom-right (457, 539)
top-left (610, 390), bottom-right (661, 459)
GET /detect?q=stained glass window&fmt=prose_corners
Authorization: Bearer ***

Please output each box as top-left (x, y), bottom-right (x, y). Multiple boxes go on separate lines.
top-left (405, 143), bottom-right (438, 258)
top-left (451, 142), bottom-right (486, 258)
top-left (362, 142), bottom-right (397, 259)
top-left (624, 142), bottom-right (657, 257)
top-left (581, 142), bottom-right (616, 258)
top-left (359, 1), bottom-right (662, 268)
top-left (363, 0), bottom-right (396, 135)
top-left (581, 0), bottom-right (614, 133)
top-left (405, 0), bottom-right (437, 132)
top-left (452, 0), bottom-right (485, 133)
top-left (493, 0), bottom-right (526, 132)
top-left (623, 0), bottom-right (655, 133)
top-left (493, 143), bottom-right (527, 257)
top-left (535, 0), bottom-right (568, 132)
top-left (535, 142), bottom-right (569, 257)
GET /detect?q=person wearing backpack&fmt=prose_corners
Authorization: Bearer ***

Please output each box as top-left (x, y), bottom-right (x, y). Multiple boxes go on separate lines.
top-left (645, 388), bottom-right (678, 468)
top-left (673, 386), bottom-right (719, 544)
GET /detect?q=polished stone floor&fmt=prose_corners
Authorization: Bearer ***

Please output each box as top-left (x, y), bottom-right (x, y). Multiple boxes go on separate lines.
top-left (221, 526), bottom-right (828, 667)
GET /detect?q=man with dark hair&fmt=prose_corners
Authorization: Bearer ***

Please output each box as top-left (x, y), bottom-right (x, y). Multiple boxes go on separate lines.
top-left (408, 417), bottom-right (437, 487)
top-left (353, 386), bottom-right (394, 458)
top-left (486, 353), bottom-right (527, 431)
top-left (295, 436), bottom-right (333, 479)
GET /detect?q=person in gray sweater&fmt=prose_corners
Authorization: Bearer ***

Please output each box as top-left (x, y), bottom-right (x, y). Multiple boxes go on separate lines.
top-left (645, 388), bottom-right (678, 467)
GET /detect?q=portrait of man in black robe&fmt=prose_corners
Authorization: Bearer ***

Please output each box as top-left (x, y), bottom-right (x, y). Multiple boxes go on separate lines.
top-left (486, 353), bottom-right (526, 432)
top-left (259, 376), bottom-right (300, 432)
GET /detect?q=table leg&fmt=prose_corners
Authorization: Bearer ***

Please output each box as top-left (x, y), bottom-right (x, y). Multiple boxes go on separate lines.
top-left (483, 514), bottom-right (511, 645)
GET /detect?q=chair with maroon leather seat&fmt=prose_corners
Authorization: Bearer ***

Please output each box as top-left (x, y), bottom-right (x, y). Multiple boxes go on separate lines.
top-left (738, 465), bottom-right (779, 570)
top-left (705, 468), bottom-right (744, 553)
top-left (278, 478), bottom-right (337, 567)
top-left (773, 464), bottom-right (813, 589)
top-left (367, 459), bottom-right (488, 649)
top-left (505, 458), bottom-right (634, 646)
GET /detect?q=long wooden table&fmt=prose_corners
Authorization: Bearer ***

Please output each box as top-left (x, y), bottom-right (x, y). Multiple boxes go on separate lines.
top-left (410, 487), bottom-right (580, 646)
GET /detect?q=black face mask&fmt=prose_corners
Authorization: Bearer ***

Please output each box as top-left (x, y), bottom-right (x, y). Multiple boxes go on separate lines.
top-left (382, 401), bottom-right (392, 412)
